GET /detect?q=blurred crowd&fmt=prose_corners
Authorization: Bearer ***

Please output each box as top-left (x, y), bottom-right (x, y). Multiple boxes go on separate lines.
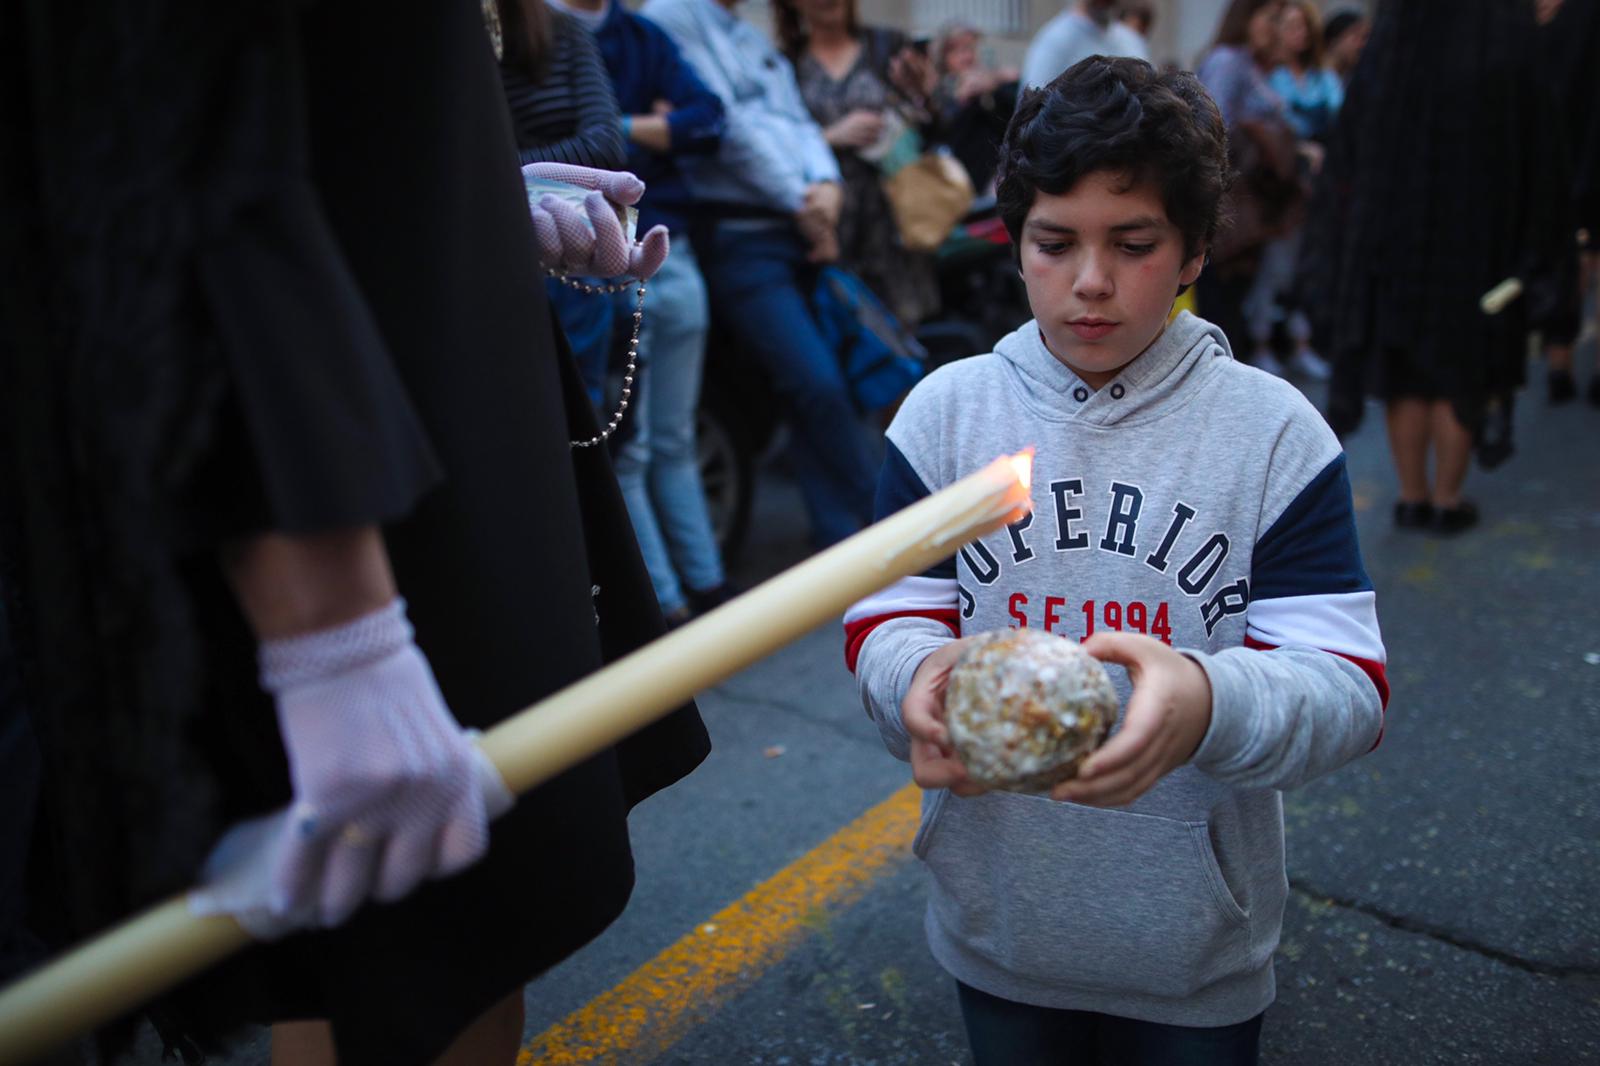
top-left (494, 0), bottom-right (1594, 567)
top-left (1194, 0), bottom-right (1595, 533)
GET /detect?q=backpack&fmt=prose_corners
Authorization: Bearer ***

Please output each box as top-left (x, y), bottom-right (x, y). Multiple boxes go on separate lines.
top-left (810, 266), bottom-right (927, 414)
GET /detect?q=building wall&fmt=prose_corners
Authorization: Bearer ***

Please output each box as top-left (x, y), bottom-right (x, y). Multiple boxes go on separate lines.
top-left (719, 0), bottom-right (1375, 75)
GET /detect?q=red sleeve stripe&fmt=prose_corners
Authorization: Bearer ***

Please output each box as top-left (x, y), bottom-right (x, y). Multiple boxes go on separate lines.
top-left (844, 610), bottom-right (959, 673)
top-left (1243, 634), bottom-right (1388, 749)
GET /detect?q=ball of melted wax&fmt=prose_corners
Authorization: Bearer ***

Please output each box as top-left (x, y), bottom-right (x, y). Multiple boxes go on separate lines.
top-left (945, 629), bottom-right (1118, 792)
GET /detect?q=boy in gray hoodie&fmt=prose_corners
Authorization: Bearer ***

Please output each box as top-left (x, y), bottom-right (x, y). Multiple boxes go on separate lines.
top-left (845, 57), bottom-right (1388, 1065)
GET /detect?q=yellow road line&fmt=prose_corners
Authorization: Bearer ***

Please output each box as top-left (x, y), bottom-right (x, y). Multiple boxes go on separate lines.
top-left (518, 782), bottom-right (922, 1065)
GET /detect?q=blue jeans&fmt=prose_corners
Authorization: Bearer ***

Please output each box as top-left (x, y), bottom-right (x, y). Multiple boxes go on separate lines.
top-left (1243, 230), bottom-right (1310, 348)
top-left (613, 237), bottom-right (725, 614)
top-left (956, 982), bottom-right (1263, 1066)
top-left (547, 276), bottom-right (625, 409)
top-left (700, 223), bottom-right (875, 547)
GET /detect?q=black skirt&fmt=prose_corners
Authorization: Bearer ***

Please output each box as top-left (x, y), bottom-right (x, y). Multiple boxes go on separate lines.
top-left (0, 1), bottom-right (708, 1062)
top-left (1299, 0), bottom-right (1575, 434)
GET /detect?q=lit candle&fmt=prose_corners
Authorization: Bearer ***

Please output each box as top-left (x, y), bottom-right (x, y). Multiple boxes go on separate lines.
top-left (0, 451), bottom-right (1034, 1062)
top-left (484, 448), bottom-right (1033, 794)
top-left (1479, 277), bottom-right (1522, 315)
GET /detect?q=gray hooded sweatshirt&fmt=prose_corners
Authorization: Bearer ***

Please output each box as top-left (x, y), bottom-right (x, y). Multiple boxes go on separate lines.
top-left (845, 312), bottom-right (1387, 1027)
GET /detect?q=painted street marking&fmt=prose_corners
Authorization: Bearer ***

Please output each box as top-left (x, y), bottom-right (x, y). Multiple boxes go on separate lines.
top-left (518, 783), bottom-right (922, 1065)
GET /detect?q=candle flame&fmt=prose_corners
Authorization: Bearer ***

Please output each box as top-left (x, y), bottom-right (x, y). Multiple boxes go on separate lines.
top-left (1010, 448), bottom-right (1035, 493)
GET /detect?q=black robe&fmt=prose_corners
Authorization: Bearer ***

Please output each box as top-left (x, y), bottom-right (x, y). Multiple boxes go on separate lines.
top-left (0, 1), bottom-right (708, 1062)
top-left (1541, 0), bottom-right (1600, 258)
top-left (1298, 0), bottom-right (1577, 439)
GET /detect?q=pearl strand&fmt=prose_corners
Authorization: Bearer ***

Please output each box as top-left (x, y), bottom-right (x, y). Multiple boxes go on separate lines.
top-left (547, 270), bottom-right (647, 448)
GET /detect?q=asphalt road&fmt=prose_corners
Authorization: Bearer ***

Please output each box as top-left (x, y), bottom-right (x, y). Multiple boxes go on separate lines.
top-left (110, 339), bottom-right (1600, 1065)
top-left (518, 349), bottom-right (1600, 1065)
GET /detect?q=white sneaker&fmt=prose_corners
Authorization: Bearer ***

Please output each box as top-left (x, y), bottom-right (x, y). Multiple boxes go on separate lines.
top-left (1251, 350), bottom-right (1287, 377)
top-left (1290, 348), bottom-right (1333, 381)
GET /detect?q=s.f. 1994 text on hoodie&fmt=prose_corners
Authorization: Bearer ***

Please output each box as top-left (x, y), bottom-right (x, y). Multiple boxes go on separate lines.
top-left (845, 312), bottom-right (1388, 1027)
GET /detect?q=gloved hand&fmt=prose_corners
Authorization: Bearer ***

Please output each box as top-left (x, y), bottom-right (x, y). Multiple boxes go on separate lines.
top-left (188, 599), bottom-right (514, 937)
top-left (522, 162), bottom-right (671, 279)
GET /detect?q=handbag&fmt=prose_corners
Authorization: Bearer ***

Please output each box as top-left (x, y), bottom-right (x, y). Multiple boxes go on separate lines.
top-left (1211, 116), bottom-right (1309, 271)
top-left (862, 28), bottom-right (975, 252)
top-left (810, 266), bottom-right (928, 413)
top-left (882, 148), bottom-right (974, 252)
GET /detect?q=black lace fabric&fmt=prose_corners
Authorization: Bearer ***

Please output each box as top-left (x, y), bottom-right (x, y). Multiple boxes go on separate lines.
top-left (2, 0), bottom-right (268, 944)
top-left (3, 1), bottom-right (710, 1060)
top-left (1, 3), bottom-right (436, 1054)
top-left (1299, 0), bottom-right (1577, 442)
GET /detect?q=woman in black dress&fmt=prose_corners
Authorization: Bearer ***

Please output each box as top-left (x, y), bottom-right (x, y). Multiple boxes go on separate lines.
top-left (0, 1), bottom-right (707, 1063)
top-left (1536, 0), bottom-right (1600, 405)
top-left (1299, 0), bottom-right (1576, 533)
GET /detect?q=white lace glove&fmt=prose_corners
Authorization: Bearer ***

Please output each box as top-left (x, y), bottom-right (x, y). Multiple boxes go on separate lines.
top-left (188, 600), bottom-right (514, 938)
top-left (522, 162), bottom-right (671, 279)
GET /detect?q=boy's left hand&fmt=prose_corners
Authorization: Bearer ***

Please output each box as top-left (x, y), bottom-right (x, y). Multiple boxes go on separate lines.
top-left (1051, 633), bottom-right (1213, 808)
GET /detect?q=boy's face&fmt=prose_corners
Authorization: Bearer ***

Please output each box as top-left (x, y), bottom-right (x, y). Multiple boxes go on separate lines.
top-left (1017, 170), bottom-right (1204, 389)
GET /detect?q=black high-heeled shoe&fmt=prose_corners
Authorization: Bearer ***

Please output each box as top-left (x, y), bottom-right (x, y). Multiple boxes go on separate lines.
top-left (1430, 500), bottom-right (1479, 535)
top-left (1393, 501), bottom-right (1435, 530)
top-left (1549, 369), bottom-right (1577, 405)
top-left (687, 582), bottom-right (740, 615)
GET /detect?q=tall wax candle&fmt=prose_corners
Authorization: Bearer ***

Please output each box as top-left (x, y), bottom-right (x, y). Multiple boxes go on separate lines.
top-left (0, 451), bottom-right (1034, 1065)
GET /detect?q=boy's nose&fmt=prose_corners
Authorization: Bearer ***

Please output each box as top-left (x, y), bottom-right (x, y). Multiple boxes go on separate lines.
top-left (1073, 255), bottom-right (1114, 300)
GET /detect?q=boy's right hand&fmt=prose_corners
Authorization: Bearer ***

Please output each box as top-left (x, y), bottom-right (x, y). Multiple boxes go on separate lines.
top-left (903, 639), bottom-right (987, 797)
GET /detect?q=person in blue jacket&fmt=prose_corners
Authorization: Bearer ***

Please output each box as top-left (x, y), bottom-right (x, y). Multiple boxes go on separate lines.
top-left (548, 0), bottom-right (738, 623)
top-left (645, 0), bottom-right (880, 550)
top-left (1268, 0), bottom-right (1343, 144)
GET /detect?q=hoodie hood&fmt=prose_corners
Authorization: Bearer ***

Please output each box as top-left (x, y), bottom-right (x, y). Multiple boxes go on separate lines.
top-left (993, 310), bottom-right (1233, 428)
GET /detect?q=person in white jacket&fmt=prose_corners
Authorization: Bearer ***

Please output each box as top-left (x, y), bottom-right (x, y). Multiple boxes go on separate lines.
top-left (1021, 0), bottom-right (1148, 89)
top-left (644, 0), bottom-right (879, 549)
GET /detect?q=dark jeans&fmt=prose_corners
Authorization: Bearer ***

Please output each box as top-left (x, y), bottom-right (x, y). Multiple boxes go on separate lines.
top-left (957, 981), bottom-right (1263, 1066)
top-left (700, 222), bottom-right (876, 547)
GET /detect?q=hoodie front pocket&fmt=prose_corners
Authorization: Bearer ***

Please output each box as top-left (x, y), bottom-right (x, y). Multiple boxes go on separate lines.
top-left (919, 793), bottom-right (1254, 1000)
top-left (911, 788), bottom-right (952, 859)
top-left (1190, 822), bottom-right (1249, 927)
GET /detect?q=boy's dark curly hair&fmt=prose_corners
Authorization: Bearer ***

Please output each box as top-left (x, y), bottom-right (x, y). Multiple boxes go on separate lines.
top-left (997, 56), bottom-right (1229, 264)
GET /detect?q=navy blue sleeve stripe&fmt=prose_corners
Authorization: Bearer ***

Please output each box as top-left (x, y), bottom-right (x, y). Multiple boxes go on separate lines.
top-left (1252, 453), bottom-right (1373, 599)
top-left (876, 439), bottom-right (956, 580)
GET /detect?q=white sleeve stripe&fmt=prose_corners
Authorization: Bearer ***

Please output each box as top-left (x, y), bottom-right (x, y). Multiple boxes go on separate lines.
top-left (1247, 591), bottom-right (1385, 663)
top-left (844, 575), bottom-right (960, 625)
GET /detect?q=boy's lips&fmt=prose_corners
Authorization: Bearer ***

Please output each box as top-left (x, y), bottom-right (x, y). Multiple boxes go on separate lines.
top-left (1067, 318), bottom-right (1118, 340)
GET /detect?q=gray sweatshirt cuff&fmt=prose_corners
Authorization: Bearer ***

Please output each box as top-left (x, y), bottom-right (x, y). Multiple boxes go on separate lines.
top-left (857, 621), bottom-right (955, 762)
top-left (1182, 648), bottom-right (1257, 774)
top-left (1178, 643), bottom-right (1384, 792)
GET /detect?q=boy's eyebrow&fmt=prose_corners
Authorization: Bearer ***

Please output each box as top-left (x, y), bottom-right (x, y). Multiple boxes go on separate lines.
top-left (1024, 215), bottom-right (1168, 234)
top-left (1108, 215), bottom-right (1167, 232)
